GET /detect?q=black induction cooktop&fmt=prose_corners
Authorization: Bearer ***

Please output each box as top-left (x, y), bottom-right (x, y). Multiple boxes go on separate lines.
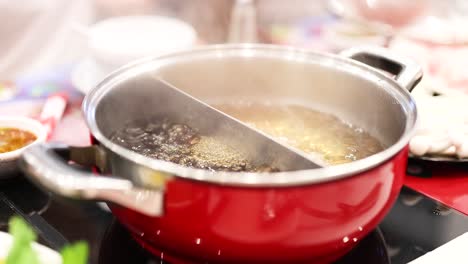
top-left (0, 175), bottom-right (467, 264)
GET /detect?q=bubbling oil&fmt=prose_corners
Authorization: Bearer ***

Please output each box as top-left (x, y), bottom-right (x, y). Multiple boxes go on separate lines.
top-left (212, 103), bottom-right (384, 165)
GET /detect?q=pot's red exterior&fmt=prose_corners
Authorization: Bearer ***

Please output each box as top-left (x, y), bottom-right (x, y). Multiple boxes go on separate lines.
top-left (109, 147), bottom-right (407, 263)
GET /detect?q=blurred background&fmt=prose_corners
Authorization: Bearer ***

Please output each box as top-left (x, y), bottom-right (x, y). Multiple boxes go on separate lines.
top-left (3, 0), bottom-right (467, 78)
top-left (1, 1), bottom-right (468, 263)
top-left (1, 0), bottom-right (468, 144)
top-left (2, 0), bottom-right (468, 95)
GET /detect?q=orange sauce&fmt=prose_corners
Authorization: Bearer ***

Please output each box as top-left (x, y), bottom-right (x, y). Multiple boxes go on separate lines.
top-left (0, 128), bottom-right (37, 153)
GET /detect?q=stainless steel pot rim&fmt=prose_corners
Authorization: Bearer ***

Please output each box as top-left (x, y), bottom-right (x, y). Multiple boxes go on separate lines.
top-left (83, 44), bottom-right (417, 187)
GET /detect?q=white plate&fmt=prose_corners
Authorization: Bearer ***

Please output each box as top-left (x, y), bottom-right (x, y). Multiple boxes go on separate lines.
top-left (321, 21), bottom-right (387, 52)
top-left (0, 231), bottom-right (62, 264)
top-left (409, 232), bottom-right (468, 264)
top-left (71, 15), bottom-right (198, 95)
top-left (70, 57), bottom-right (107, 95)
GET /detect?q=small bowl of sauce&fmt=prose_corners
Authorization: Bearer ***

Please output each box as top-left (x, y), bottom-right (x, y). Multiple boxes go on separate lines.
top-left (0, 117), bottom-right (46, 177)
top-left (0, 128), bottom-right (37, 154)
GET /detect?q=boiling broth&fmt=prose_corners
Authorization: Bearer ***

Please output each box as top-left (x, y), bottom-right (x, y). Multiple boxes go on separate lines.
top-left (213, 103), bottom-right (384, 165)
top-left (110, 103), bottom-right (384, 171)
top-left (110, 118), bottom-right (279, 172)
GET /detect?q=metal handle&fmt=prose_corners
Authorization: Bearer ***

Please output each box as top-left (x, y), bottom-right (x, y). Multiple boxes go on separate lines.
top-left (18, 143), bottom-right (163, 216)
top-left (340, 46), bottom-right (423, 91)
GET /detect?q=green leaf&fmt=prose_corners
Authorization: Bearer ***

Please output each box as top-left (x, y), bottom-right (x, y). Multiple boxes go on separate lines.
top-left (61, 241), bottom-right (89, 264)
top-left (6, 216), bottom-right (40, 264)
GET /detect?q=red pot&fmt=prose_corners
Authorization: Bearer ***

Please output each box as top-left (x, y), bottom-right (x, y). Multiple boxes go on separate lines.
top-left (111, 149), bottom-right (407, 263)
top-left (19, 45), bottom-right (421, 263)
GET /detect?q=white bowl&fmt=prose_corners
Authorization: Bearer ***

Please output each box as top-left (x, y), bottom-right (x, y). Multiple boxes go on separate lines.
top-left (72, 15), bottom-right (197, 95)
top-left (0, 231), bottom-right (62, 264)
top-left (0, 116), bottom-right (47, 176)
top-left (89, 15), bottom-right (197, 70)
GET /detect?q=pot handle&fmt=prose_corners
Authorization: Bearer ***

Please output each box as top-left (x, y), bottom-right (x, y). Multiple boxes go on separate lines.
top-left (18, 143), bottom-right (164, 216)
top-left (340, 46), bottom-right (423, 91)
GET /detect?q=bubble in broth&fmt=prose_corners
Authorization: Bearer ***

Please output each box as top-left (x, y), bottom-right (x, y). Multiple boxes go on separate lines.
top-left (212, 103), bottom-right (384, 165)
